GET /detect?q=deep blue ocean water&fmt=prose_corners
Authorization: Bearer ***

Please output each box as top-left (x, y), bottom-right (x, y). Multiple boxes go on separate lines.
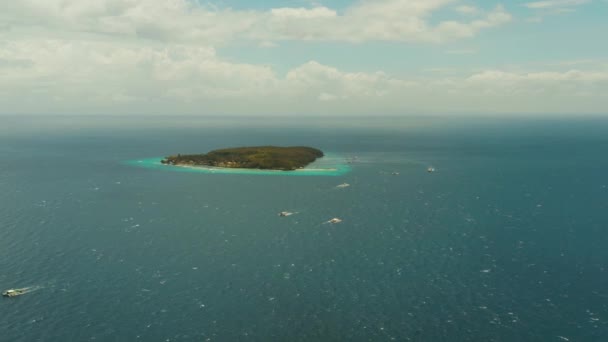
top-left (1, 116), bottom-right (608, 341)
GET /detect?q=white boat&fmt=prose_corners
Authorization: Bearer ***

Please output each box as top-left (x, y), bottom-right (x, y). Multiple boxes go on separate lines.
top-left (327, 218), bottom-right (342, 224)
top-left (2, 288), bottom-right (27, 297)
top-left (336, 183), bottom-right (350, 188)
top-left (278, 211), bottom-right (293, 217)
top-left (427, 167), bottom-right (436, 173)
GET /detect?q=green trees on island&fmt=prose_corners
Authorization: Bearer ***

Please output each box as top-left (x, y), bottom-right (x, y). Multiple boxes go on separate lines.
top-left (161, 146), bottom-right (324, 171)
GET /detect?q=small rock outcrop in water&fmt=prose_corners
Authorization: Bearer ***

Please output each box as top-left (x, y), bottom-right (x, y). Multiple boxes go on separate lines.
top-left (161, 146), bottom-right (324, 171)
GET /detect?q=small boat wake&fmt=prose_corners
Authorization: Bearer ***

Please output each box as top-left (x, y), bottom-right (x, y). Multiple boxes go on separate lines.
top-left (2, 285), bottom-right (43, 298)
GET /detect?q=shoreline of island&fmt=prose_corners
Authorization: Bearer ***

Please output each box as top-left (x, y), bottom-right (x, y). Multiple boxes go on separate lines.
top-left (126, 155), bottom-right (350, 176)
top-left (173, 164), bottom-right (339, 173)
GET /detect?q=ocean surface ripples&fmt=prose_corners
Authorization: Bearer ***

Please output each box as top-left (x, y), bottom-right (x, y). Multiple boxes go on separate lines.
top-left (1, 117), bottom-right (608, 341)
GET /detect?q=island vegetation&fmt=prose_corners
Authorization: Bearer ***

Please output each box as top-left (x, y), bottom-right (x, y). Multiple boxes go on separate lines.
top-left (161, 146), bottom-right (324, 171)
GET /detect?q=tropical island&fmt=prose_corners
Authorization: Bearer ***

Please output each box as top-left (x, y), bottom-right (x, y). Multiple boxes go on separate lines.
top-left (161, 146), bottom-right (324, 171)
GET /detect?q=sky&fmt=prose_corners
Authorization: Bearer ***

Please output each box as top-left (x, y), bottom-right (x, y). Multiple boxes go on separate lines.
top-left (0, 0), bottom-right (607, 116)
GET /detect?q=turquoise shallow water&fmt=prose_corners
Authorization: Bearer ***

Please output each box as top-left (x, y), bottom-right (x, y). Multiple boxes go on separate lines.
top-left (126, 154), bottom-right (351, 176)
top-left (1, 116), bottom-right (608, 341)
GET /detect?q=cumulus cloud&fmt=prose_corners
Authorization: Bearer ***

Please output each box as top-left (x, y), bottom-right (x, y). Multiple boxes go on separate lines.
top-left (431, 5), bottom-right (511, 41)
top-left (467, 69), bottom-right (608, 82)
top-left (0, 0), bottom-right (605, 115)
top-left (523, 0), bottom-right (591, 17)
top-left (257, 2), bottom-right (511, 43)
top-left (286, 61), bottom-right (411, 98)
top-left (453, 68), bottom-right (608, 112)
top-left (454, 5), bottom-right (481, 15)
top-left (0, 36), bottom-right (605, 115)
top-left (1, 0), bottom-right (511, 44)
top-left (0, 39), bottom-right (413, 114)
top-left (524, 0), bottom-right (590, 9)
top-left (0, 39), bottom-right (278, 102)
top-left (270, 7), bottom-right (337, 19)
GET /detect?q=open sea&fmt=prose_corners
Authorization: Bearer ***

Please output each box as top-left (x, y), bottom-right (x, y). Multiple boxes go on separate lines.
top-left (1, 115), bottom-right (607, 341)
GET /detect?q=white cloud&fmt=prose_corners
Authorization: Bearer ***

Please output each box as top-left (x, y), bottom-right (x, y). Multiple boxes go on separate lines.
top-left (270, 7), bottom-right (337, 19)
top-left (431, 5), bottom-right (511, 41)
top-left (285, 61), bottom-right (411, 99)
top-left (1, 0), bottom-right (511, 44)
top-left (523, 0), bottom-right (589, 22)
top-left (0, 39), bottom-right (278, 107)
top-left (455, 5), bottom-right (481, 15)
top-left (453, 68), bottom-right (608, 112)
top-left (0, 37), bottom-right (605, 115)
top-left (467, 69), bottom-right (608, 82)
top-left (0, 39), bottom-right (411, 114)
top-left (258, 41), bottom-right (279, 48)
top-left (524, 0), bottom-right (590, 9)
top-left (0, 0), bottom-right (605, 115)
